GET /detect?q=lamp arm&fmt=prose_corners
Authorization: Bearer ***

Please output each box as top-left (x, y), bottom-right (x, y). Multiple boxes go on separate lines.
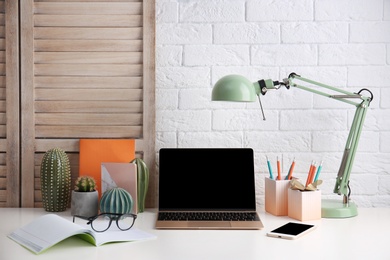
top-left (335, 105), bottom-right (368, 199)
top-left (287, 73), bottom-right (372, 105)
top-left (264, 73), bottom-right (373, 202)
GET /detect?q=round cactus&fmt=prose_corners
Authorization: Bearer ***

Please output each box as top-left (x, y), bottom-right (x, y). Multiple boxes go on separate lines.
top-left (40, 148), bottom-right (71, 212)
top-left (74, 176), bottom-right (97, 192)
top-left (130, 158), bottom-right (149, 212)
top-left (100, 187), bottom-right (133, 214)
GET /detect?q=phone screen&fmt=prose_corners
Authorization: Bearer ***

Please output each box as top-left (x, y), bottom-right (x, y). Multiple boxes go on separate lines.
top-left (270, 222), bottom-right (315, 236)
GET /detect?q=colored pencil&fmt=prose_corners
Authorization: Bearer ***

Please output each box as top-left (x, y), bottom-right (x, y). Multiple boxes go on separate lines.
top-left (309, 163), bottom-right (317, 184)
top-left (305, 161), bottom-right (315, 187)
top-left (266, 156), bottom-right (274, 180)
top-left (314, 161), bottom-right (323, 182)
top-left (285, 158), bottom-right (295, 180)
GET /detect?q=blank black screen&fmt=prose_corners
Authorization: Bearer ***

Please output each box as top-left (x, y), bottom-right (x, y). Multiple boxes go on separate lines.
top-left (271, 222), bottom-right (314, 236)
top-left (158, 148), bottom-right (256, 211)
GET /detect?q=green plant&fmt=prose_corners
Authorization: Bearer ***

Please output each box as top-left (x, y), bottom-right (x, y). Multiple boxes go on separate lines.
top-left (74, 176), bottom-right (97, 192)
top-left (40, 148), bottom-right (71, 212)
top-left (130, 158), bottom-right (149, 212)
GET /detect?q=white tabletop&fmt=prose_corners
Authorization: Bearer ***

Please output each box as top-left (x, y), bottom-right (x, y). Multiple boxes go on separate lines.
top-left (1, 207), bottom-right (389, 260)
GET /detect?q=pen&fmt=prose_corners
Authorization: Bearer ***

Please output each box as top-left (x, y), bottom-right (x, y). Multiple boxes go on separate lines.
top-left (266, 156), bottom-right (274, 180)
top-left (285, 158), bottom-right (295, 180)
top-left (277, 156), bottom-right (281, 180)
top-left (314, 161), bottom-right (323, 182)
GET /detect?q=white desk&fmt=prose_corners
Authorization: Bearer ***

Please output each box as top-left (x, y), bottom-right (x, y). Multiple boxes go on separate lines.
top-left (1, 207), bottom-right (389, 260)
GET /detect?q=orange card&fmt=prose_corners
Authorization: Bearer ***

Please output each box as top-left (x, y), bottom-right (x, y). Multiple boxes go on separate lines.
top-left (79, 139), bottom-right (135, 197)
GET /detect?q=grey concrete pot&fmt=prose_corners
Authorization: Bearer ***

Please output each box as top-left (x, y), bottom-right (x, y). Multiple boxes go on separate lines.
top-left (71, 190), bottom-right (99, 218)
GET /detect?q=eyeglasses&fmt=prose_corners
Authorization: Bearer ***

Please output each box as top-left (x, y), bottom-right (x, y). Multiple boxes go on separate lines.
top-left (73, 213), bottom-right (137, 232)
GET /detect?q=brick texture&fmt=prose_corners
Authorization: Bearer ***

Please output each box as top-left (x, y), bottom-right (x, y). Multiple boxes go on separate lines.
top-left (156, 0), bottom-right (390, 208)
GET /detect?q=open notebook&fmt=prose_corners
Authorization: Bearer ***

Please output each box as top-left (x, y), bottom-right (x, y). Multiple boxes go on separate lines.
top-left (155, 148), bottom-right (264, 230)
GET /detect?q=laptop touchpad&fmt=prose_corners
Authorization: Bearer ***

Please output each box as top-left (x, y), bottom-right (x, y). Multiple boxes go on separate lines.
top-left (188, 221), bottom-right (231, 228)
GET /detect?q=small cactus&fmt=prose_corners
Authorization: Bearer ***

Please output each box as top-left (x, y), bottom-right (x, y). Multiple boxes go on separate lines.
top-left (40, 148), bottom-right (71, 212)
top-left (74, 176), bottom-right (97, 192)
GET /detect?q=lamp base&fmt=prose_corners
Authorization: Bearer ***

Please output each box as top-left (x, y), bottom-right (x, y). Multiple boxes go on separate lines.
top-left (321, 199), bottom-right (358, 218)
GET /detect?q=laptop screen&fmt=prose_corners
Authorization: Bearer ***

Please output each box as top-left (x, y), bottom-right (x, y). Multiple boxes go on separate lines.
top-left (158, 148), bottom-right (257, 211)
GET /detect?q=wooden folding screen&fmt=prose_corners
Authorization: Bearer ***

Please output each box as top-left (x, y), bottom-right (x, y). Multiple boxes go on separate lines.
top-left (0, 0), bottom-right (155, 208)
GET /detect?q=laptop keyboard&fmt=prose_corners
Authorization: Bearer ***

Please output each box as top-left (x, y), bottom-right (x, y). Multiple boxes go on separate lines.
top-left (158, 212), bottom-right (258, 221)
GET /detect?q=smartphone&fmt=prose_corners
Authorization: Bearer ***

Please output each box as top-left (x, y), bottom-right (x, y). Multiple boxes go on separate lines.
top-left (266, 222), bottom-right (316, 240)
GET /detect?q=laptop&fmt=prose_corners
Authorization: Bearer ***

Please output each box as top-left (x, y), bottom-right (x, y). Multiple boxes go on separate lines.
top-left (155, 148), bottom-right (264, 230)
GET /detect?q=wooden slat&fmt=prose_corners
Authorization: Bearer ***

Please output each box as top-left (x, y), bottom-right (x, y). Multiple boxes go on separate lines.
top-left (34, 175), bottom-right (40, 190)
top-left (5, 0), bottom-right (20, 207)
top-left (0, 112), bottom-right (5, 124)
top-left (0, 178), bottom-right (6, 189)
top-left (35, 0), bottom-right (141, 2)
top-left (35, 113), bottom-right (142, 125)
top-left (35, 15), bottom-right (143, 27)
top-left (0, 64), bottom-right (5, 75)
top-left (0, 76), bottom-right (5, 87)
top-left (0, 126), bottom-right (5, 137)
top-left (35, 101), bottom-right (142, 113)
top-left (35, 52), bottom-right (142, 64)
top-left (35, 125), bottom-right (142, 138)
top-left (0, 39), bottom-right (5, 51)
top-left (34, 3), bottom-right (142, 15)
top-left (35, 76), bottom-right (142, 89)
top-left (34, 202), bottom-right (43, 208)
top-left (35, 89), bottom-right (143, 101)
top-left (34, 27), bottom-right (143, 40)
top-left (0, 190), bottom-right (6, 203)
top-left (35, 40), bottom-right (143, 52)
top-left (0, 51), bottom-right (5, 63)
top-left (21, 0), bottom-right (36, 207)
top-left (35, 139), bottom-right (80, 152)
top-left (0, 87), bottom-right (5, 99)
top-left (0, 141), bottom-right (6, 152)
top-left (139, 0), bottom-right (156, 208)
top-left (34, 64), bottom-right (143, 76)
top-left (0, 166), bottom-right (5, 178)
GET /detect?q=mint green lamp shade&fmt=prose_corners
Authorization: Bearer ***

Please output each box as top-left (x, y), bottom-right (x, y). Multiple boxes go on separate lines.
top-left (212, 75), bottom-right (257, 102)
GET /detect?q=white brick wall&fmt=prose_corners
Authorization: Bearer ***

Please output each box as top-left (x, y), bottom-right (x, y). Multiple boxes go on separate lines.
top-left (156, 0), bottom-right (390, 208)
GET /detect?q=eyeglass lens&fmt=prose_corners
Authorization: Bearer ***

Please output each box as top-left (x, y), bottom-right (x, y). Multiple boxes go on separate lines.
top-left (91, 214), bottom-right (135, 232)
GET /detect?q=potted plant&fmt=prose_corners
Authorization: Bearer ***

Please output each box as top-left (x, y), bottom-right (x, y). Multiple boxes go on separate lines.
top-left (71, 176), bottom-right (99, 218)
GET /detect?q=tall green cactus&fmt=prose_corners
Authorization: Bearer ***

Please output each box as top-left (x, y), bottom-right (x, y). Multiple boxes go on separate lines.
top-left (40, 148), bottom-right (71, 212)
top-left (130, 158), bottom-right (149, 212)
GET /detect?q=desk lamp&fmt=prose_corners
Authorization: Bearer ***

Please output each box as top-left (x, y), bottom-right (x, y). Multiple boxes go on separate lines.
top-left (212, 72), bottom-right (373, 218)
